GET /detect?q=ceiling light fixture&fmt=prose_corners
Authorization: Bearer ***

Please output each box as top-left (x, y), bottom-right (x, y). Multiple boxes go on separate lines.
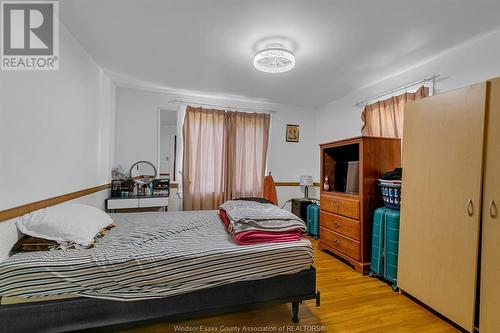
top-left (253, 43), bottom-right (295, 74)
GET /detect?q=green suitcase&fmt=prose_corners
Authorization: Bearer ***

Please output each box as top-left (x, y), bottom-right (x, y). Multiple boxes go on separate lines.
top-left (369, 207), bottom-right (400, 291)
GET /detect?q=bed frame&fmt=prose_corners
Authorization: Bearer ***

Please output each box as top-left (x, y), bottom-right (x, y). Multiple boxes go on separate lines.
top-left (0, 267), bottom-right (319, 333)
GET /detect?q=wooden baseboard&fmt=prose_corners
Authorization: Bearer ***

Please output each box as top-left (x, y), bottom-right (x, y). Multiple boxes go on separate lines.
top-left (0, 184), bottom-right (111, 223)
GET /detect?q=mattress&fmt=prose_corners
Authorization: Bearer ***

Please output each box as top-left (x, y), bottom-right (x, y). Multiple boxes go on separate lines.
top-left (0, 211), bottom-right (313, 301)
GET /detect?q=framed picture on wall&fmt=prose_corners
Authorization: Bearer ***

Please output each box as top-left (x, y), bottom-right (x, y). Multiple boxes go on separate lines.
top-left (286, 124), bottom-right (300, 142)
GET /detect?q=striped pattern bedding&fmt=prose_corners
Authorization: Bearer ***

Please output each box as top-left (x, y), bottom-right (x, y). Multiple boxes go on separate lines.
top-left (0, 211), bottom-right (313, 301)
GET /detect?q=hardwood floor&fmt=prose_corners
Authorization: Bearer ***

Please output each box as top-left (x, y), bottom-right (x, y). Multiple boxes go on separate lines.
top-left (118, 239), bottom-right (458, 333)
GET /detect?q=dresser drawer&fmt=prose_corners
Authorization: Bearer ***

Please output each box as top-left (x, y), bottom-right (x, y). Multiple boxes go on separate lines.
top-left (107, 198), bottom-right (139, 209)
top-left (320, 195), bottom-right (360, 220)
top-left (139, 197), bottom-right (168, 208)
top-left (320, 210), bottom-right (360, 240)
top-left (320, 227), bottom-right (360, 261)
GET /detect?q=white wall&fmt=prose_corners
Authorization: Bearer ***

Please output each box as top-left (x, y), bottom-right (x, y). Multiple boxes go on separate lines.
top-left (0, 21), bottom-right (116, 258)
top-left (313, 28), bottom-right (500, 179)
top-left (267, 105), bottom-right (317, 184)
top-left (0, 23), bottom-right (116, 210)
top-left (114, 87), bottom-right (317, 210)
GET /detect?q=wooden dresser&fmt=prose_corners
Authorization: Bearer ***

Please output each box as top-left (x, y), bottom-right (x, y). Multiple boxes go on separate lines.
top-left (319, 136), bottom-right (401, 274)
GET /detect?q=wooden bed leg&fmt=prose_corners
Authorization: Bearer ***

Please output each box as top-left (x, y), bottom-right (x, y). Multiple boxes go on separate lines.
top-left (291, 301), bottom-right (300, 323)
top-left (315, 291), bottom-right (321, 306)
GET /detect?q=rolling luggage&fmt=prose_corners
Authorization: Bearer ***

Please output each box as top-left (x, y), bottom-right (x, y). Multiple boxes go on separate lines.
top-left (369, 207), bottom-right (400, 291)
top-left (306, 204), bottom-right (320, 239)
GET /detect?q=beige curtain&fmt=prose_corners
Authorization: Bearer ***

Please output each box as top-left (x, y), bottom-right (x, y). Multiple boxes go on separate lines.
top-left (182, 106), bottom-right (270, 210)
top-left (182, 107), bottom-right (227, 210)
top-left (225, 111), bottom-right (270, 200)
top-left (361, 86), bottom-right (429, 138)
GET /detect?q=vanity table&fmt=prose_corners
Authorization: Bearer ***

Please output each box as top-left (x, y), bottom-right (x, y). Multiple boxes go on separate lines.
top-left (106, 195), bottom-right (168, 213)
top-left (107, 160), bottom-right (169, 213)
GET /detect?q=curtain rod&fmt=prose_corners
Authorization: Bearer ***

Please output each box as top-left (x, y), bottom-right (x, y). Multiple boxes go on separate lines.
top-left (354, 75), bottom-right (440, 108)
top-left (169, 99), bottom-right (277, 114)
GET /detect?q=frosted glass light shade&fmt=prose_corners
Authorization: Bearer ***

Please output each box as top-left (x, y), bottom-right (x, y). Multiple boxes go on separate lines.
top-left (254, 46), bottom-right (295, 73)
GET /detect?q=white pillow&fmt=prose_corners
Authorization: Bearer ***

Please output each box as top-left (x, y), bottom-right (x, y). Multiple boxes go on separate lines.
top-left (16, 203), bottom-right (113, 247)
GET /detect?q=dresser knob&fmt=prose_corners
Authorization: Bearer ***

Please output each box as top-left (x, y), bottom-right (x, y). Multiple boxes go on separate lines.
top-left (333, 239), bottom-right (339, 246)
top-left (334, 221), bottom-right (340, 228)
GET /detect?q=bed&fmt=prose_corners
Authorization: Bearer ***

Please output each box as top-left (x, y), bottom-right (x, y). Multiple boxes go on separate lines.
top-left (0, 210), bottom-right (319, 332)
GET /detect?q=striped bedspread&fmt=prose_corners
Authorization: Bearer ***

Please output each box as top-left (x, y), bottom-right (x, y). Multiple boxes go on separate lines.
top-left (0, 211), bottom-right (313, 301)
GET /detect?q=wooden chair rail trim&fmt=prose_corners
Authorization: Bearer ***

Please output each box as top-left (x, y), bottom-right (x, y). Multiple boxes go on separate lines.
top-left (0, 184), bottom-right (111, 223)
top-left (275, 182), bottom-right (320, 187)
top-left (171, 182), bottom-right (312, 188)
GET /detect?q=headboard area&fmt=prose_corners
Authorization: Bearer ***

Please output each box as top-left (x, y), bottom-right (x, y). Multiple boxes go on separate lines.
top-left (0, 183), bottom-right (110, 261)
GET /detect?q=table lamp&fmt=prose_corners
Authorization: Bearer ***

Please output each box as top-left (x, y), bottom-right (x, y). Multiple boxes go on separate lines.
top-left (300, 175), bottom-right (314, 198)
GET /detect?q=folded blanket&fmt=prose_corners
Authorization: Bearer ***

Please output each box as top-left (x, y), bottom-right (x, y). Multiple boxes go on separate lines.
top-left (233, 229), bottom-right (302, 245)
top-left (229, 220), bottom-right (305, 234)
top-left (219, 209), bottom-right (230, 229)
top-left (219, 200), bottom-right (306, 233)
top-left (219, 200), bottom-right (306, 246)
top-left (220, 200), bottom-right (299, 221)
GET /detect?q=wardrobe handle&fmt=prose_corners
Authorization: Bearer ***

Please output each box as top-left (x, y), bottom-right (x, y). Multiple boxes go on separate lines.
top-left (467, 199), bottom-right (474, 217)
top-left (489, 200), bottom-right (497, 218)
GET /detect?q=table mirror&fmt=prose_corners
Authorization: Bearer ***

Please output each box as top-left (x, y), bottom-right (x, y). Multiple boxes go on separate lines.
top-left (130, 161), bottom-right (157, 185)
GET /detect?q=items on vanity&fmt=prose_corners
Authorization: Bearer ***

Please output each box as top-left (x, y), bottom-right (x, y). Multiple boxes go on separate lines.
top-left (319, 136), bottom-right (401, 274)
top-left (111, 179), bottom-right (159, 198)
top-left (153, 179), bottom-right (170, 196)
top-left (107, 161), bottom-right (169, 212)
top-left (111, 180), bottom-right (123, 198)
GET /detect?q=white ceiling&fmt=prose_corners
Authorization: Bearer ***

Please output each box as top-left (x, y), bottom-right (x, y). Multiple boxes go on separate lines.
top-left (60, 0), bottom-right (500, 108)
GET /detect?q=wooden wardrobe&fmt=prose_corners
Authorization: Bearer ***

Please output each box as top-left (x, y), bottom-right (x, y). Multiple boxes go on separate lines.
top-left (398, 78), bottom-right (500, 332)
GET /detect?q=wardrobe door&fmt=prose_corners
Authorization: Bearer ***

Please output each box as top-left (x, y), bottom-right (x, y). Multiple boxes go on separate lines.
top-left (480, 78), bottom-right (500, 333)
top-left (398, 83), bottom-right (487, 332)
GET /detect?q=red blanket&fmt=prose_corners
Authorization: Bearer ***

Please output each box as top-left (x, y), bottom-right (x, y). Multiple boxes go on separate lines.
top-left (233, 229), bottom-right (302, 245)
top-left (219, 210), bottom-right (302, 245)
top-left (219, 209), bottom-right (231, 229)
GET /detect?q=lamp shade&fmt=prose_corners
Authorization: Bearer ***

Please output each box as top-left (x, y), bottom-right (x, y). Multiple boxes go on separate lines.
top-left (299, 175), bottom-right (314, 187)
